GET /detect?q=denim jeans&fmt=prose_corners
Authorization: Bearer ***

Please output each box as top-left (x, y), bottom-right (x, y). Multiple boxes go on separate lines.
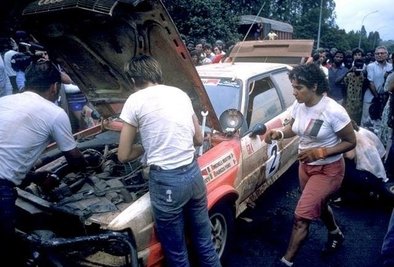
top-left (149, 160), bottom-right (221, 267)
top-left (382, 208), bottom-right (394, 266)
top-left (0, 181), bottom-right (18, 265)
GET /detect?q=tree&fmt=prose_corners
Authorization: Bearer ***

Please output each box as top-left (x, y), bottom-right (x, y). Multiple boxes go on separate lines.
top-left (162, 0), bottom-right (242, 46)
top-left (161, 0), bottom-right (391, 54)
top-left (264, 0), bottom-right (336, 50)
top-left (371, 32), bottom-right (381, 50)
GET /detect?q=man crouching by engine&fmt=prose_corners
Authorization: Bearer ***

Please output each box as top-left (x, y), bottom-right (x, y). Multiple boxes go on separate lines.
top-left (0, 59), bottom-right (86, 266)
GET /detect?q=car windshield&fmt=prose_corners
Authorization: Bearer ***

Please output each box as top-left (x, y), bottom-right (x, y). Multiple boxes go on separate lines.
top-left (201, 78), bottom-right (242, 118)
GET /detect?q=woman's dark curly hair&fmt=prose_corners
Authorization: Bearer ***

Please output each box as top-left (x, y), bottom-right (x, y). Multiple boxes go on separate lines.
top-left (288, 63), bottom-right (328, 95)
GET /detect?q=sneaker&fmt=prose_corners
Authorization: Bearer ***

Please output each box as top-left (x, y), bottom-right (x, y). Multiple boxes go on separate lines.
top-left (330, 196), bottom-right (343, 204)
top-left (272, 258), bottom-right (294, 267)
top-left (322, 231), bottom-right (344, 254)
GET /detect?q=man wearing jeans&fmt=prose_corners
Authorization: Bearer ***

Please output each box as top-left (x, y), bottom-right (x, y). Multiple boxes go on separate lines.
top-left (117, 55), bottom-right (221, 267)
top-left (0, 59), bottom-right (86, 266)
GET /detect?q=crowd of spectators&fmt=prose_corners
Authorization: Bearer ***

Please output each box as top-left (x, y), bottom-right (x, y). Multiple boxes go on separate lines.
top-left (308, 45), bottom-right (394, 199)
top-left (185, 37), bottom-right (235, 66)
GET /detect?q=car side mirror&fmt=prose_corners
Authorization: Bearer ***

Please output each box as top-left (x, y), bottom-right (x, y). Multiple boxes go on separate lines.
top-left (219, 109), bottom-right (244, 135)
top-left (249, 123), bottom-right (267, 138)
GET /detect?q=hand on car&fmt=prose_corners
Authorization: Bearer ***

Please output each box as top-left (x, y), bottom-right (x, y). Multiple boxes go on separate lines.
top-left (298, 147), bottom-right (327, 163)
top-left (39, 173), bottom-right (61, 193)
top-left (23, 171), bottom-right (61, 192)
top-left (264, 129), bottom-right (283, 144)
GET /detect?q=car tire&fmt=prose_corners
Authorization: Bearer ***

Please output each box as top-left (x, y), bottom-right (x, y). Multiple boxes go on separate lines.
top-left (209, 202), bottom-right (235, 264)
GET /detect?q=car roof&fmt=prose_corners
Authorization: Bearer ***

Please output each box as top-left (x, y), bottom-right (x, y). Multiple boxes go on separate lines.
top-left (196, 62), bottom-right (291, 80)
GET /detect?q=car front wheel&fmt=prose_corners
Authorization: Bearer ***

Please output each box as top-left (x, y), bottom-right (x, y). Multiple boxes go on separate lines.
top-left (209, 202), bottom-right (235, 262)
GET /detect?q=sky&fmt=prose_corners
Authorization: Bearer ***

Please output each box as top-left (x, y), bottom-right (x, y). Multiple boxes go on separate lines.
top-left (333, 0), bottom-right (394, 41)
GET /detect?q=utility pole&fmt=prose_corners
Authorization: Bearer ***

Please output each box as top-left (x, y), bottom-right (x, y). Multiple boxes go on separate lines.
top-left (317, 0), bottom-right (323, 49)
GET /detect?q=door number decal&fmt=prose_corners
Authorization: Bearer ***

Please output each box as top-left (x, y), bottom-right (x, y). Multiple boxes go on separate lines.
top-left (265, 141), bottom-right (280, 178)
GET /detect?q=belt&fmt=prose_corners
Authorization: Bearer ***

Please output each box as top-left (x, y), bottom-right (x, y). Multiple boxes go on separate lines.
top-left (150, 158), bottom-right (196, 171)
top-left (0, 179), bottom-right (16, 187)
top-left (149, 165), bottom-right (162, 171)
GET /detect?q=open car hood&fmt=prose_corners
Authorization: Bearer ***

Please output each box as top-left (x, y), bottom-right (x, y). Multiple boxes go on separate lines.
top-left (8, 0), bottom-right (220, 129)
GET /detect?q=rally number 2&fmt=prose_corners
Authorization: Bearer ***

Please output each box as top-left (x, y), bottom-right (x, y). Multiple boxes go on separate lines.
top-left (266, 142), bottom-right (280, 178)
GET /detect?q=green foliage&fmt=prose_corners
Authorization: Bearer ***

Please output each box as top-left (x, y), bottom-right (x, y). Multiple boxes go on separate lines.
top-left (162, 0), bottom-right (391, 53)
top-left (162, 0), bottom-right (242, 45)
top-left (382, 41), bottom-right (394, 54)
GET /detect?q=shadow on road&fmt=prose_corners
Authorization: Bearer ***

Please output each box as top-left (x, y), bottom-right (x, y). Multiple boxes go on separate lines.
top-left (226, 162), bottom-right (392, 267)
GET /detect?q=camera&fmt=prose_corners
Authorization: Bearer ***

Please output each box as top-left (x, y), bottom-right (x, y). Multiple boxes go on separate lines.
top-left (353, 58), bottom-right (364, 72)
top-left (19, 42), bottom-right (44, 52)
top-left (10, 52), bottom-right (32, 72)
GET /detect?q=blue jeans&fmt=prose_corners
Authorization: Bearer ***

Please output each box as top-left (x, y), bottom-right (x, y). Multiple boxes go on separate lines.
top-left (149, 160), bottom-right (221, 267)
top-left (382, 208), bottom-right (394, 266)
top-left (0, 181), bottom-right (18, 265)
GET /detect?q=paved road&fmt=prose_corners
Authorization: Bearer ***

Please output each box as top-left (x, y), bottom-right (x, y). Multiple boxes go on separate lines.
top-left (225, 162), bottom-right (393, 267)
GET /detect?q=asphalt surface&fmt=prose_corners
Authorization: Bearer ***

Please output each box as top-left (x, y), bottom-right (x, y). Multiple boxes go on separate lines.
top-left (225, 162), bottom-right (393, 267)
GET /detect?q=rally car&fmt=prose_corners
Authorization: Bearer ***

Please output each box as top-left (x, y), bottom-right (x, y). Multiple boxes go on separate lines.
top-left (3, 0), bottom-right (299, 266)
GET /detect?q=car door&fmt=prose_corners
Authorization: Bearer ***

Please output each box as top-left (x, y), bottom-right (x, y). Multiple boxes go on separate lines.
top-left (236, 72), bottom-right (297, 211)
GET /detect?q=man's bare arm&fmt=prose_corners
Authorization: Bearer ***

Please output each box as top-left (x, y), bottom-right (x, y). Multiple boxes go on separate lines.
top-left (118, 122), bottom-right (144, 163)
top-left (63, 147), bottom-right (87, 171)
top-left (192, 114), bottom-right (203, 146)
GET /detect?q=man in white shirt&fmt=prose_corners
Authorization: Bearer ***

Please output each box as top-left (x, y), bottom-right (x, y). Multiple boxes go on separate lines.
top-left (0, 59), bottom-right (86, 266)
top-left (118, 55), bottom-right (221, 267)
top-left (361, 46), bottom-right (393, 128)
top-left (268, 31), bottom-right (278, 40)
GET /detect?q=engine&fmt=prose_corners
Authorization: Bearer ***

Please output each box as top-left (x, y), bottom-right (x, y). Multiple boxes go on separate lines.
top-left (22, 145), bottom-right (148, 219)
top-left (16, 143), bottom-right (144, 266)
